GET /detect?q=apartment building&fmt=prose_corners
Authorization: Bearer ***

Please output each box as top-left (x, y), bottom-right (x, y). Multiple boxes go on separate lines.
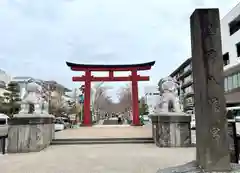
top-left (169, 58), bottom-right (194, 113)
top-left (169, 2), bottom-right (240, 110)
top-left (222, 3), bottom-right (240, 107)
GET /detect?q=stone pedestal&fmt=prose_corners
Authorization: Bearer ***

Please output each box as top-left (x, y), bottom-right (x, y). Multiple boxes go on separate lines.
top-left (7, 114), bottom-right (54, 153)
top-left (150, 112), bottom-right (191, 147)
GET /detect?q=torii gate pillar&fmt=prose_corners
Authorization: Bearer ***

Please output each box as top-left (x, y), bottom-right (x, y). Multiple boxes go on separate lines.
top-left (131, 70), bottom-right (140, 125)
top-left (83, 70), bottom-right (91, 125)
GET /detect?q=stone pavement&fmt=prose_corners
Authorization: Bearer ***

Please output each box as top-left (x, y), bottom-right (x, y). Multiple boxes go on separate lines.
top-left (0, 144), bottom-right (195, 173)
top-left (54, 125), bottom-right (152, 139)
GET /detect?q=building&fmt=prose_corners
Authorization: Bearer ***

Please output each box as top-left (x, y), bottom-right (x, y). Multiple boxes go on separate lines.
top-left (224, 63), bottom-right (240, 106)
top-left (144, 85), bottom-right (160, 114)
top-left (169, 3), bottom-right (240, 111)
top-left (0, 69), bottom-right (11, 98)
top-left (169, 58), bottom-right (194, 113)
top-left (221, 2), bottom-right (240, 67)
top-left (221, 3), bottom-right (240, 106)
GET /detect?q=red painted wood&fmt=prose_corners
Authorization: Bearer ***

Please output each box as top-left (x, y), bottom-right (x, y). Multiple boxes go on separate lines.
top-left (67, 61), bottom-right (155, 127)
top-left (70, 66), bottom-right (152, 71)
top-left (72, 76), bottom-right (149, 82)
top-left (131, 70), bottom-right (140, 126)
top-left (83, 70), bottom-right (91, 126)
top-left (109, 71), bottom-right (114, 78)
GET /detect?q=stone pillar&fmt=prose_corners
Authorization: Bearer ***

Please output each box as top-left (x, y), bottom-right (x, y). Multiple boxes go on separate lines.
top-left (190, 9), bottom-right (231, 171)
top-left (150, 112), bottom-right (191, 147)
top-left (7, 114), bottom-right (54, 153)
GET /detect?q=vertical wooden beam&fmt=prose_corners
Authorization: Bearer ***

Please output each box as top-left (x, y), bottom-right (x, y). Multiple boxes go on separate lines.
top-left (131, 70), bottom-right (140, 126)
top-left (109, 71), bottom-right (114, 79)
top-left (83, 70), bottom-right (92, 126)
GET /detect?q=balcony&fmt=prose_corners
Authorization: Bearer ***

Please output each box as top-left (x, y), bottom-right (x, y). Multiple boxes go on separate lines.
top-left (181, 80), bottom-right (193, 89)
top-left (184, 102), bottom-right (194, 111)
top-left (184, 91), bottom-right (194, 98)
top-left (178, 68), bottom-right (192, 80)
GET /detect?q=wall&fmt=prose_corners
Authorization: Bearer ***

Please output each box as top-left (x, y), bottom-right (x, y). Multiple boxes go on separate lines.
top-left (221, 3), bottom-right (240, 66)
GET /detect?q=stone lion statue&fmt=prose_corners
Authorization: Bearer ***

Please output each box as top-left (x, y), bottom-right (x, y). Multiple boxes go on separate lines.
top-left (156, 76), bottom-right (181, 113)
top-left (19, 82), bottom-right (49, 114)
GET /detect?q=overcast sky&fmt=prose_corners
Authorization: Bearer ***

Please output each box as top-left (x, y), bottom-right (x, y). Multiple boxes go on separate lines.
top-left (0, 0), bottom-right (239, 100)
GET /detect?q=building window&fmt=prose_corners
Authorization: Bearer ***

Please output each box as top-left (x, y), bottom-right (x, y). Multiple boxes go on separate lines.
top-left (184, 86), bottom-right (193, 93)
top-left (185, 97), bottom-right (194, 105)
top-left (184, 64), bottom-right (191, 72)
top-left (227, 76), bottom-right (233, 91)
top-left (238, 73), bottom-right (240, 87)
top-left (236, 42), bottom-right (240, 57)
top-left (223, 52), bottom-right (230, 66)
top-left (229, 14), bottom-right (240, 36)
top-left (224, 78), bottom-right (228, 92)
top-left (184, 75), bottom-right (192, 83)
top-left (233, 73), bottom-right (238, 89)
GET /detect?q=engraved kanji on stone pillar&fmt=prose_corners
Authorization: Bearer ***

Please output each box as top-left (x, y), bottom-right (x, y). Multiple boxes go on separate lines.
top-left (190, 9), bottom-right (231, 172)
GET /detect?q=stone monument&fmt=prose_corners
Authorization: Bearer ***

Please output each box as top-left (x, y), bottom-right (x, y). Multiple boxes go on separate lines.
top-left (149, 77), bottom-right (191, 147)
top-left (7, 81), bottom-right (54, 153)
top-left (158, 8), bottom-right (240, 173)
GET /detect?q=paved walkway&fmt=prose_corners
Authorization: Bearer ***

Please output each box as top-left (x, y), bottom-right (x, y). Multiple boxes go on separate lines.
top-left (0, 125), bottom-right (197, 172)
top-left (0, 144), bottom-right (195, 173)
top-left (54, 125), bottom-right (152, 139)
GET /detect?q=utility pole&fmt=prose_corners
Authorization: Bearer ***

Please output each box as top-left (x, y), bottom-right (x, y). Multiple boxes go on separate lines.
top-left (73, 88), bottom-right (80, 124)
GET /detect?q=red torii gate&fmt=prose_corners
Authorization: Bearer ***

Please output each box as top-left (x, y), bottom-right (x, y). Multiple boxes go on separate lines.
top-left (66, 61), bottom-right (155, 126)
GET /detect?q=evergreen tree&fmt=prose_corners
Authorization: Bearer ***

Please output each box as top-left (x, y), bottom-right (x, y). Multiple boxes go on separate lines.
top-left (139, 97), bottom-right (149, 115)
top-left (2, 82), bottom-right (21, 116)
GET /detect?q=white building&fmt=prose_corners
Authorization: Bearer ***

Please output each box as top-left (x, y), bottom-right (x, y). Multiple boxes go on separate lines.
top-left (144, 85), bottom-right (160, 114)
top-left (0, 69), bottom-right (12, 97)
top-left (169, 3), bottom-right (240, 110)
top-left (221, 2), bottom-right (240, 67)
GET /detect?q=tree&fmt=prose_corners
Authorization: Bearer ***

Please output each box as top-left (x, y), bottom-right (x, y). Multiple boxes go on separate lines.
top-left (139, 97), bottom-right (149, 115)
top-left (1, 82), bottom-right (21, 116)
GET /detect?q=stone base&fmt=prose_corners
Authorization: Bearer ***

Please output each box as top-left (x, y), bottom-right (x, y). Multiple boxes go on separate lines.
top-left (7, 113), bottom-right (54, 153)
top-left (149, 112), bottom-right (191, 147)
top-left (157, 161), bottom-right (240, 173)
top-left (130, 124), bottom-right (143, 126)
top-left (80, 124), bottom-right (92, 127)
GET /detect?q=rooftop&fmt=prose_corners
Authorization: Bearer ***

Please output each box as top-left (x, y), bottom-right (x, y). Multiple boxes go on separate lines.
top-left (169, 58), bottom-right (192, 77)
top-left (66, 61), bottom-right (155, 71)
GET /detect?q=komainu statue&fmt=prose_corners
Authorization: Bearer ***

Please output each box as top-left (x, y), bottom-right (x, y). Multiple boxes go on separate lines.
top-left (19, 82), bottom-right (49, 114)
top-left (155, 76), bottom-right (181, 113)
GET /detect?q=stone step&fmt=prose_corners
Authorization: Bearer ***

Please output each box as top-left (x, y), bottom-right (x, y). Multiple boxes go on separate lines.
top-left (51, 137), bottom-right (154, 145)
top-left (102, 119), bottom-right (119, 125)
